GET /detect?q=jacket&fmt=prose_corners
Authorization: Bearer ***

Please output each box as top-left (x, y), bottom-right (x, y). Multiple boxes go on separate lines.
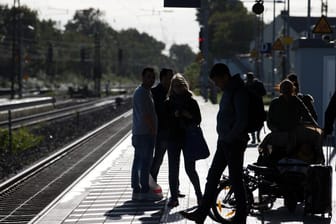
top-left (217, 74), bottom-right (249, 144)
top-left (165, 94), bottom-right (201, 143)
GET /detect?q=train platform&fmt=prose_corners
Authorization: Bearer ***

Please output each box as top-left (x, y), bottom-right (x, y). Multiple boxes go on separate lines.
top-left (30, 97), bottom-right (336, 224)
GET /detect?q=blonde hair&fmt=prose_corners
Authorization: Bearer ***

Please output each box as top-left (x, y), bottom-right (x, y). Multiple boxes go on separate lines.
top-left (168, 73), bottom-right (193, 97)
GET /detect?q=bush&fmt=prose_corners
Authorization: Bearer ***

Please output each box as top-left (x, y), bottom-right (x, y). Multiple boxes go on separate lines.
top-left (0, 128), bottom-right (43, 154)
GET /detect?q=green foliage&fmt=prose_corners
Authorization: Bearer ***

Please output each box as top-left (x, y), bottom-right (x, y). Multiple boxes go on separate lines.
top-left (184, 62), bottom-right (201, 91)
top-left (0, 128), bottom-right (43, 154)
top-left (0, 5), bottom-right (196, 89)
top-left (169, 44), bottom-right (196, 73)
top-left (197, 0), bottom-right (257, 59)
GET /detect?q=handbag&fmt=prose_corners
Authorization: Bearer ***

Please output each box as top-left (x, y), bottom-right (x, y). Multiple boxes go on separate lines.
top-left (184, 126), bottom-right (210, 161)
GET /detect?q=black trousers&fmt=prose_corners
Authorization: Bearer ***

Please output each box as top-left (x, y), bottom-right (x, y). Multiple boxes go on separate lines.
top-left (198, 139), bottom-right (248, 221)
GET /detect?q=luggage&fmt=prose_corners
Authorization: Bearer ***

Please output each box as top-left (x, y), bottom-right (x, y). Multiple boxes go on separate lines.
top-left (304, 137), bottom-right (333, 217)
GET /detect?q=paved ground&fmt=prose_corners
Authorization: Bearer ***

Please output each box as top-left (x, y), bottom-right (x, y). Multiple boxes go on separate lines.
top-left (32, 98), bottom-right (336, 224)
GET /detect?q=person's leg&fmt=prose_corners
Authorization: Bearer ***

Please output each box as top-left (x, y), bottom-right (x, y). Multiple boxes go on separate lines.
top-left (184, 158), bottom-right (202, 203)
top-left (225, 141), bottom-right (247, 223)
top-left (257, 128), bottom-right (262, 143)
top-left (181, 141), bottom-right (228, 222)
top-left (150, 132), bottom-right (167, 182)
top-left (131, 135), bottom-right (141, 193)
top-left (139, 135), bottom-right (155, 193)
top-left (167, 141), bottom-right (182, 203)
top-left (251, 132), bottom-right (256, 144)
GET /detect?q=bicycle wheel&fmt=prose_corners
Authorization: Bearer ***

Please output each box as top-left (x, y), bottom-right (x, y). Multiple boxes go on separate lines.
top-left (211, 179), bottom-right (237, 223)
top-left (211, 179), bottom-right (252, 223)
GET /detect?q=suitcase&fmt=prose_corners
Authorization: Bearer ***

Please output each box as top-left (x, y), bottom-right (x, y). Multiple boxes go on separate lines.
top-left (304, 137), bottom-right (333, 217)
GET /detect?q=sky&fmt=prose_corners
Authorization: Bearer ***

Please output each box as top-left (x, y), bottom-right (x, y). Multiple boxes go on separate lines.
top-left (1, 0), bottom-right (336, 53)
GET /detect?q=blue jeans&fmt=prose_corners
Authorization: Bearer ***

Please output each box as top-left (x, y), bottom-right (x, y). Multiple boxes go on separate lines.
top-left (131, 135), bottom-right (155, 193)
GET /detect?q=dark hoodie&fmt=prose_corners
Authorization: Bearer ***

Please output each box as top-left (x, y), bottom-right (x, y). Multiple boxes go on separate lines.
top-left (217, 74), bottom-right (249, 144)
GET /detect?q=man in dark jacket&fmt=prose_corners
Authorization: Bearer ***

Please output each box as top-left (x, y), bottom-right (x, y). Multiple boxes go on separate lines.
top-left (181, 63), bottom-right (249, 224)
top-left (150, 68), bottom-right (173, 182)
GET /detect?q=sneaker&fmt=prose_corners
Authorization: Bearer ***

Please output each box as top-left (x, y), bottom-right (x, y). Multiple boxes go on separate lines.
top-left (132, 192), bottom-right (143, 201)
top-left (142, 190), bottom-right (163, 201)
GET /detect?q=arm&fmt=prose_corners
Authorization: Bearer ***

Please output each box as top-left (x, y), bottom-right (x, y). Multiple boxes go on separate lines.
top-left (297, 96), bottom-right (318, 126)
top-left (180, 99), bottom-right (201, 125)
top-left (324, 92), bottom-right (336, 135)
top-left (223, 88), bottom-right (249, 143)
top-left (267, 99), bottom-right (280, 132)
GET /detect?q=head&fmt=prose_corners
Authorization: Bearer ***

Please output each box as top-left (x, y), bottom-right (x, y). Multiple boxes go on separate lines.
top-left (279, 79), bottom-right (295, 96)
top-left (160, 68), bottom-right (174, 90)
top-left (246, 72), bottom-right (255, 82)
top-left (209, 63), bottom-right (231, 90)
top-left (169, 73), bottom-right (192, 97)
top-left (287, 73), bottom-right (299, 93)
top-left (141, 67), bottom-right (156, 89)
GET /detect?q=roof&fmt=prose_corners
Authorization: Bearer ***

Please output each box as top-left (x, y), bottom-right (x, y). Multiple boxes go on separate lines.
top-left (272, 11), bottom-right (336, 35)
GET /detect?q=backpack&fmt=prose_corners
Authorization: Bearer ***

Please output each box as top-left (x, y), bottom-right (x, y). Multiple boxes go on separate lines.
top-left (246, 88), bottom-right (266, 132)
top-left (232, 88), bottom-right (266, 133)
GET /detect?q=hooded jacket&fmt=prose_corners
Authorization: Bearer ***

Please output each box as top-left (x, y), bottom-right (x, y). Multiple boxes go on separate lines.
top-left (217, 74), bottom-right (249, 144)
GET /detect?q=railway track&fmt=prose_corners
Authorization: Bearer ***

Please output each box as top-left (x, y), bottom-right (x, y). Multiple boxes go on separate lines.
top-left (0, 110), bottom-right (132, 223)
top-left (0, 95), bottom-right (129, 129)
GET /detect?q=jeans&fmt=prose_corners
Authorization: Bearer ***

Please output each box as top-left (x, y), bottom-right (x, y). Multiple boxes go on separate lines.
top-left (150, 131), bottom-right (168, 182)
top-left (168, 141), bottom-right (202, 200)
top-left (198, 140), bottom-right (248, 221)
top-left (131, 135), bottom-right (155, 193)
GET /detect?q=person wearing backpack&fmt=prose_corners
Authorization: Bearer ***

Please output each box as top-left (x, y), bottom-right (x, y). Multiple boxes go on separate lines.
top-left (245, 72), bottom-right (266, 144)
top-left (180, 63), bottom-right (249, 224)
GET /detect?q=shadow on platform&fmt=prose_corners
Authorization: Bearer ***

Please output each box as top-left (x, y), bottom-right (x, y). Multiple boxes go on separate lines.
top-left (104, 199), bottom-right (167, 223)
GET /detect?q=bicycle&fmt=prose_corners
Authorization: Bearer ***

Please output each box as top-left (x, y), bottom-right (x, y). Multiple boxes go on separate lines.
top-left (210, 161), bottom-right (308, 223)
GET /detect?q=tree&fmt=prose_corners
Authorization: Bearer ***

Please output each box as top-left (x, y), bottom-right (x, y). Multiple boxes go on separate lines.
top-left (184, 62), bottom-right (200, 91)
top-left (169, 44), bottom-right (196, 73)
top-left (197, 0), bottom-right (256, 59)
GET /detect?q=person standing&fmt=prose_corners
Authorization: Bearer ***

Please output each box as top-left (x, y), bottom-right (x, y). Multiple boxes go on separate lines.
top-left (245, 72), bottom-right (266, 144)
top-left (165, 74), bottom-right (203, 207)
top-left (287, 73), bottom-right (318, 121)
top-left (181, 63), bottom-right (249, 223)
top-left (131, 67), bottom-right (161, 201)
top-left (150, 68), bottom-right (174, 182)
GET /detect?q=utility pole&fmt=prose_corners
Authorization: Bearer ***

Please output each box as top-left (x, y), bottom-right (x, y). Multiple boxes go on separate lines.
top-left (322, 0), bottom-right (328, 16)
top-left (200, 0), bottom-right (210, 101)
top-left (93, 32), bottom-right (101, 97)
top-left (307, 0), bottom-right (311, 39)
top-left (11, 4), bottom-right (17, 99)
top-left (272, 0), bottom-right (276, 97)
top-left (11, 0), bottom-right (22, 99)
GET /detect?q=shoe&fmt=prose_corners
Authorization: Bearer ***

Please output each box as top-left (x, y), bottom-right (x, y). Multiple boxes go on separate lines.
top-left (167, 198), bottom-right (179, 207)
top-left (142, 191), bottom-right (163, 201)
top-left (180, 210), bottom-right (205, 224)
top-left (178, 192), bottom-right (186, 198)
top-left (132, 192), bottom-right (143, 201)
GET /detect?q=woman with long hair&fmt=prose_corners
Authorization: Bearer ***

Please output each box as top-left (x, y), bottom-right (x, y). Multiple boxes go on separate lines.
top-left (164, 73), bottom-right (203, 207)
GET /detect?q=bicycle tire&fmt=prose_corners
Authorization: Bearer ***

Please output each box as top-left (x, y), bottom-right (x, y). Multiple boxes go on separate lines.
top-left (211, 178), bottom-right (252, 223)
